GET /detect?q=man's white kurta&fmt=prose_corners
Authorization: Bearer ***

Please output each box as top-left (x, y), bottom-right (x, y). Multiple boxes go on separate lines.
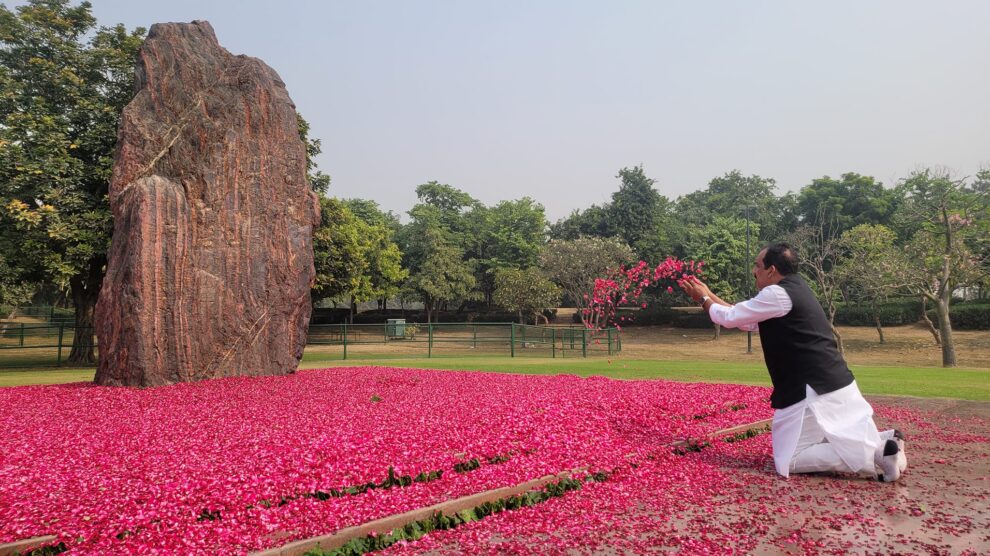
top-left (707, 286), bottom-right (881, 477)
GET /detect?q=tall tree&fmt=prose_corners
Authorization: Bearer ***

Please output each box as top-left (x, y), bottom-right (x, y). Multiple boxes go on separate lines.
top-left (342, 198), bottom-right (400, 230)
top-left (466, 197), bottom-right (547, 307)
top-left (682, 216), bottom-right (760, 339)
top-left (682, 216), bottom-right (759, 303)
top-left (312, 197), bottom-right (370, 307)
top-left (607, 165), bottom-right (670, 259)
top-left (539, 237), bottom-right (635, 327)
top-left (548, 205), bottom-right (614, 240)
top-left (402, 227), bottom-right (476, 323)
top-left (796, 173), bottom-right (902, 237)
top-left (894, 169), bottom-right (986, 367)
top-left (312, 197), bottom-right (406, 320)
top-left (296, 114), bottom-right (330, 194)
top-left (0, 0), bottom-right (144, 363)
top-left (674, 170), bottom-right (785, 243)
top-left (413, 180), bottom-right (478, 239)
top-left (342, 198), bottom-right (405, 310)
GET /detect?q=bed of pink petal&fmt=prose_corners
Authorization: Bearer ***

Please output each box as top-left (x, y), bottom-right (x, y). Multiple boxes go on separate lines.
top-left (386, 400), bottom-right (990, 555)
top-left (1, 367), bottom-right (986, 555)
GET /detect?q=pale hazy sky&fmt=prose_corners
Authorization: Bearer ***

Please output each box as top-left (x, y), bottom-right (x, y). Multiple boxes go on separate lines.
top-left (44, 1), bottom-right (990, 220)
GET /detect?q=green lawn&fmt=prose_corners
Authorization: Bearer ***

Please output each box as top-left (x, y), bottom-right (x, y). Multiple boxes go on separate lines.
top-left (0, 368), bottom-right (95, 387)
top-left (300, 357), bottom-right (990, 401)
top-left (3, 356), bottom-right (987, 400)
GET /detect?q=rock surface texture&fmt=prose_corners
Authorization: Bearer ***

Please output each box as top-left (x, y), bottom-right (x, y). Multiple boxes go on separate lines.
top-left (95, 21), bottom-right (319, 387)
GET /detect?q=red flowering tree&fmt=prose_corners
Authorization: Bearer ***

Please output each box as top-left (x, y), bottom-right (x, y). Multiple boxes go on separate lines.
top-left (585, 258), bottom-right (703, 332)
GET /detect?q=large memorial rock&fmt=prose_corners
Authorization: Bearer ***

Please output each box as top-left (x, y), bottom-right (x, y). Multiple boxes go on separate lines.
top-left (95, 21), bottom-right (320, 387)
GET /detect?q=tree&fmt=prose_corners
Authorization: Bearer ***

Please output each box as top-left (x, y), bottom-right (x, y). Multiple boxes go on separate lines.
top-left (785, 214), bottom-right (845, 352)
top-left (548, 205), bottom-right (614, 240)
top-left (0, 253), bottom-right (34, 312)
top-left (403, 227), bottom-right (476, 323)
top-left (396, 183), bottom-right (480, 318)
top-left (894, 169), bottom-right (986, 367)
top-left (675, 170), bottom-right (786, 242)
top-left (466, 197), bottom-right (547, 307)
top-left (342, 198), bottom-right (400, 230)
top-left (341, 199), bottom-right (404, 310)
top-left (965, 169), bottom-right (990, 298)
top-left (835, 224), bottom-right (901, 343)
top-left (312, 197), bottom-right (406, 321)
top-left (682, 216), bottom-right (759, 339)
top-left (607, 165), bottom-right (671, 259)
top-left (796, 173), bottom-right (902, 237)
top-left (493, 267), bottom-right (561, 324)
top-left (296, 114), bottom-right (330, 194)
top-left (312, 197), bottom-right (370, 307)
top-left (0, 1), bottom-right (144, 363)
top-left (413, 180), bottom-right (478, 239)
top-left (539, 237), bottom-right (635, 326)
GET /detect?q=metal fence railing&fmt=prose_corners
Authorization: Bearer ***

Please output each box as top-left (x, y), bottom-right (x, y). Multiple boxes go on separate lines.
top-left (2, 305), bottom-right (76, 324)
top-left (305, 323), bottom-right (621, 361)
top-left (0, 322), bottom-right (621, 369)
top-left (0, 322), bottom-right (91, 368)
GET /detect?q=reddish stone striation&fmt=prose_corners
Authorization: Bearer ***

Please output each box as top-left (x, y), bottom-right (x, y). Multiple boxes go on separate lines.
top-left (95, 21), bottom-right (320, 387)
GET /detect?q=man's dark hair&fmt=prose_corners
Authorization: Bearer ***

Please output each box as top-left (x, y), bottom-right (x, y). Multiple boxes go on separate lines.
top-left (762, 242), bottom-right (799, 275)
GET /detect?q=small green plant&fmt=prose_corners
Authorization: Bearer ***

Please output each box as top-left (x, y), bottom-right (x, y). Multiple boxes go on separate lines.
top-left (723, 424), bottom-right (771, 443)
top-left (25, 542), bottom-right (68, 556)
top-left (673, 439), bottom-right (710, 455)
top-left (306, 474), bottom-right (607, 556)
top-left (453, 458), bottom-right (481, 473)
top-left (197, 508), bottom-right (222, 521)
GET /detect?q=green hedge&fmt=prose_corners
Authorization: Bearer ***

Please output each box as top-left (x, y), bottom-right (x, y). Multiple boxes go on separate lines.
top-left (314, 308), bottom-right (555, 325)
top-left (833, 300), bottom-right (923, 326)
top-left (926, 302), bottom-right (990, 330)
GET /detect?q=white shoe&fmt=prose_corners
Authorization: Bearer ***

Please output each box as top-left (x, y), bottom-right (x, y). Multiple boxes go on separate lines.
top-left (877, 439), bottom-right (902, 482)
top-left (881, 429), bottom-right (908, 473)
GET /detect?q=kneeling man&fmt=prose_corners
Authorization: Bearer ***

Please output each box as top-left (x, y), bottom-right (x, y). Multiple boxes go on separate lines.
top-left (681, 243), bottom-right (906, 482)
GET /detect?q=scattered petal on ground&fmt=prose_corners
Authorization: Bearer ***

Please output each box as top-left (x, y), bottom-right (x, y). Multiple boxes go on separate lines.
top-left (1, 368), bottom-right (986, 555)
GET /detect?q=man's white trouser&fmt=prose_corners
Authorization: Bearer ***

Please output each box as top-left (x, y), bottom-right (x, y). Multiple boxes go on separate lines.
top-left (772, 382), bottom-right (883, 478)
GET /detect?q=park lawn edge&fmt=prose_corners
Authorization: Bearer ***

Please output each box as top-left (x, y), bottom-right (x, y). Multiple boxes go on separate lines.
top-left (1, 357), bottom-right (987, 400)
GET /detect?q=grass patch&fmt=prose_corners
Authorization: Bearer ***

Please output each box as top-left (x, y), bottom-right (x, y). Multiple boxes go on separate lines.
top-left (0, 368), bottom-right (95, 387)
top-left (304, 356), bottom-right (990, 401)
top-left (2, 356), bottom-right (987, 401)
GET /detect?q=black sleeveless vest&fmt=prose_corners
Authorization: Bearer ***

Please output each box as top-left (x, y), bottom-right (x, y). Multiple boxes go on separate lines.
top-left (757, 274), bottom-right (854, 409)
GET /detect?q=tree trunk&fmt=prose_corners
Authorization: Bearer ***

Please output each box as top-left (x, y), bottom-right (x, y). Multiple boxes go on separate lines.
top-left (872, 301), bottom-right (884, 344)
top-left (920, 296), bottom-right (941, 346)
top-left (517, 310), bottom-right (524, 324)
top-left (826, 306), bottom-right (843, 354)
top-left (349, 295), bottom-right (356, 324)
top-left (68, 256), bottom-right (105, 365)
top-left (829, 323), bottom-right (844, 354)
top-left (935, 295), bottom-right (956, 367)
top-left (712, 323), bottom-right (721, 340)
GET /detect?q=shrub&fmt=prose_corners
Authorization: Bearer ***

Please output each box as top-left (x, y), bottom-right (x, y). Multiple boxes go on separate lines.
top-left (833, 299), bottom-right (922, 326)
top-left (926, 303), bottom-right (990, 330)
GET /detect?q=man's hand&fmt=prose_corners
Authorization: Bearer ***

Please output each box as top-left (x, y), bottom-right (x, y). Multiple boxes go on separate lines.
top-left (679, 275), bottom-right (712, 303)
